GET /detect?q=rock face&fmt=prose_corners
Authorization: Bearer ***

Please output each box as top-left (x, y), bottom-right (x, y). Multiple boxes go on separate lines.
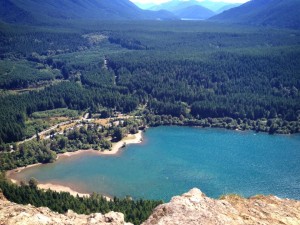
top-left (143, 188), bottom-right (300, 225)
top-left (0, 194), bottom-right (132, 225)
top-left (1, 188), bottom-right (300, 225)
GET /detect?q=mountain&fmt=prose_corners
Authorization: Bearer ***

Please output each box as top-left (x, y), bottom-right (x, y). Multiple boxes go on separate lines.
top-left (174, 5), bottom-right (215, 20)
top-left (216, 3), bottom-right (241, 14)
top-left (149, 0), bottom-right (197, 11)
top-left (210, 0), bottom-right (300, 30)
top-left (196, 1), bottom-right (236, 12)
top-left (0, 0), bottom-right (176, 24)
top-left (0, 0), bottom-right (35, 24)
top-left (150, 0), bottom-right (237, 12)
top-left (148, 0), bottom-right (215, 19)
top-left (133, 2), bottom-right (157, 10)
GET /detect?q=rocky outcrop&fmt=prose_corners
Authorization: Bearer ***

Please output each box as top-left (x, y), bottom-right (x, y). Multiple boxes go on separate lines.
top-left (143, 188), bottom-right (300, 225)
top-left (1, 188), bottom-right (300, 225)
top-left (0, 193), bottom-right (132, 225)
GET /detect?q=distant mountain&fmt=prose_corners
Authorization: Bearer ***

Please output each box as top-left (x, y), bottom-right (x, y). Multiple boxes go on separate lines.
top-left (0, 0), bottom-right (176, 24)
top-left (133, 2), bottom-right (157, 10)
top-left (150, 0), bottom-right (197, 11)
top-left (174, 5), bottom-right (215, 20)
top-left (196, 1), bottom-right (236, 12)
top-left (150, 0), bottom-right (237, 12)
top-left (148, 0), bottom-right (215, 19)
top-left (216, 3), bottom-right (241, 14)
top-left (210, 0), bottom-right (300, 29)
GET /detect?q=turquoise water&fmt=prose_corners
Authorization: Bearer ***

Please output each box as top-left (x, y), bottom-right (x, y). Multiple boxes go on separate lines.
top-left (15, 126), bottom-right (300, 201)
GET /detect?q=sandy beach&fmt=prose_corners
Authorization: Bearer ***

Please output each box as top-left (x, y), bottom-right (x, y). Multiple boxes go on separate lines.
top-left (110, 130), bottom-right (143, 154)
top-left (38, 183), bottom-right (112, 200)
top-left (55, 130), bottom-right (143, 158)
top-left (38, 183), bottom-right (91, 198)
top-left (6, 163), bottom-right (42, 183)
top-left (56, 149), bottom-right (103, 160)
top-left (6, 130), bottom-right (143, 200)
top-left (7, 166), bottom-right (111, 200)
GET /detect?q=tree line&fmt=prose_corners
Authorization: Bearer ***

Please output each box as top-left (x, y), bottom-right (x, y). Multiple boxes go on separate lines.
top-left (0, 21), bottom-right (299, 143)
top-left (0, 173), bottom-right (162, 225)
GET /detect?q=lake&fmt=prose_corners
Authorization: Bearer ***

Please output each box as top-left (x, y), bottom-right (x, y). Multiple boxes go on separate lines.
top-left (13, 126), bottom-right (300, 201)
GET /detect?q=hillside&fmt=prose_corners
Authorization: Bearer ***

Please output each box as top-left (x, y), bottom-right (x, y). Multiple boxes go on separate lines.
top-left (1, 189), bottom-right (300, 225)
top-left (216, 3), bottom-right (241, 14)
top-left (0, 0), bottom-right (176, 24)
top-left (174, 5), bottom-right (215, 20)
top-left (0, 0), bottom-right (35, 24)
top-left (210, 0), bottom-right (300, 29)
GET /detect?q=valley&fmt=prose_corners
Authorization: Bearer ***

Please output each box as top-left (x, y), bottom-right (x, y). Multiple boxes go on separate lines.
top-left (0, 0), bottom-right (300, 224)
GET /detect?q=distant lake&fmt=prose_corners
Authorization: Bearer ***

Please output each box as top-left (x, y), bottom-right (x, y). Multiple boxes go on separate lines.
top-left (14, 126), bottom-right (300, 201)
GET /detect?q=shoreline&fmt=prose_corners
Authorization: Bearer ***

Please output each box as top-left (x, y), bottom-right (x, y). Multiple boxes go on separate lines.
top-left (37, 183), bottom-right (111, 200)
top-left (110, 130), bottom-right (143, 154)
top-left (6, 167), bottom-right (95, 199)
top-left (55, 130), bottom-right (143, 159)
top-left (6, 163), bottom-right (42, 184)
top-left (6, 130), bottom-right (143, 200)
top-left (38, 183), bottom-right (91, 198)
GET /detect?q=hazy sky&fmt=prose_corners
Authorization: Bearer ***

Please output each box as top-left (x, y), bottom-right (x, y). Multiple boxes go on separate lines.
top-left (130, 0), bottom-right (250, 4)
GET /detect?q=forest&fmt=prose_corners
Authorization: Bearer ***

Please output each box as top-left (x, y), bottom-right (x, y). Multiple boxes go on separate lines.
top-left (0, 173), bottom-right (162, 225)
top-left (0, 20), bottom-right (299, 224)
top-left (0, 21), bottom-right (299, 145)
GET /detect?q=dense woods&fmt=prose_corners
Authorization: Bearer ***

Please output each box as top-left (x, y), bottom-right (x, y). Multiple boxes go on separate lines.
top-left (0, 173), bottom-right (162, 225)
top-left (0, 21), bottom-right (299, 144)
top-left (0, 17), bottom-right (299, 225)
top-left (0, 81), bottom-right (139, 143)
top-left (0, 1), bottom-right (299, 224)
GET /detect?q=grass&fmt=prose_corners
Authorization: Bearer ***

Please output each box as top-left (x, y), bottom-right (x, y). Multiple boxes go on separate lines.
top-left (31, 108), bottom-right (80, 119)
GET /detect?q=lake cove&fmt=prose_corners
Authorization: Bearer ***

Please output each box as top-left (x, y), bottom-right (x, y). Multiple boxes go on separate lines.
top-left (12, 126), bottom-right (300, 201)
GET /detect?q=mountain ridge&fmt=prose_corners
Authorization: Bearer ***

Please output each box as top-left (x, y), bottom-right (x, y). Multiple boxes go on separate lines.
top-left (210, 0), bottom-right (300, 30)
top-left (0, 0), bottom-right (177, 24)
top-left (147, 0), bottom-right (216, 20)
top-left (174, 5), bottom-right (215, 20)
top-left (149, 0), bottom-right (236, 12)
top-left (216, 3), bottom-right (241, 14)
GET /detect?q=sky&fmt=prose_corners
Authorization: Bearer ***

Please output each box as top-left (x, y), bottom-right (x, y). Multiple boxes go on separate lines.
top-left (130, 0), bottom-right (250, 5)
